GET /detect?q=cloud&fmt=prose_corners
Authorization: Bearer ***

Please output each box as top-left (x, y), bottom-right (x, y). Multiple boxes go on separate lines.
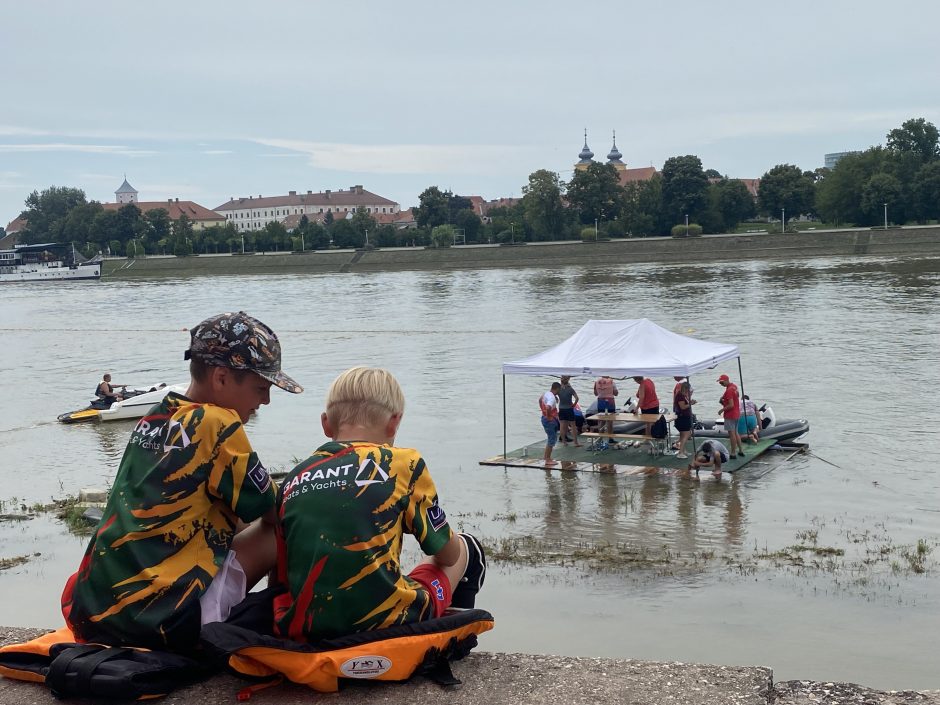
top-left (0, 143), bottom-right (157, 157)
top-left (253, 138), bottom-right (542, 174)
top-left (201, 149), bottom-right (232, 155)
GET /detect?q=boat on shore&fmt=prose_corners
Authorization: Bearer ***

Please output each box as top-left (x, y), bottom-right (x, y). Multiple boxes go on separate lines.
top-left (0, 243), bottom-right (101, 283)
top-left (58, 383), bottom-right (186, 424)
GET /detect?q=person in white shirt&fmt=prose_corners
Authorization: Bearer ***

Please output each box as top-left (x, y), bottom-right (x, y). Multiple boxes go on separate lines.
top-left (539, 382), bottom-right (561, 466)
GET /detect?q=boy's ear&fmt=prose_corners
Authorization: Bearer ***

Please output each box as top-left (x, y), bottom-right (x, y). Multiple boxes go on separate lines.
top-left (320, 412), bottom-right (334, 439)
top-left (385, 412), bottom-right (402, 441)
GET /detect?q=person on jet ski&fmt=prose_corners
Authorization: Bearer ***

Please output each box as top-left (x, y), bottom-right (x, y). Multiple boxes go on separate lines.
top-left (96, 373), bottom-right (126, 403)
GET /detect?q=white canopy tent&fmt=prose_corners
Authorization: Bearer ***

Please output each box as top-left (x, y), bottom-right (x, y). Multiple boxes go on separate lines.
top-left (502, 319), bottom-right (739, 377)
top-left (500, 319), bottom-right (745, 458)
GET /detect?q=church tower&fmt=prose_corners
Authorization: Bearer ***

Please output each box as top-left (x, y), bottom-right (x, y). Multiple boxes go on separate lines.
top-left (606, 130), bottom-right (626, 172)
top-left (115, 176), bottom-right (138, 204)
top-left (574, 129), bottom-right (595, 171)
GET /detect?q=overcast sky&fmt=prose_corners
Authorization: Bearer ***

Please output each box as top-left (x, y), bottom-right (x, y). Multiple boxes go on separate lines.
top-left (2, 0), bottom-right (938, 225)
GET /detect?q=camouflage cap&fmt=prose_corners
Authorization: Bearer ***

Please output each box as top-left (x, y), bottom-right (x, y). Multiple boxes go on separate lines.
top-left (184, 311), bottom-right (303, 394)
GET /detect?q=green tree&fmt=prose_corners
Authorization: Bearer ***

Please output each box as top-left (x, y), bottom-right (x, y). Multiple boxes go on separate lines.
top-left (413, 186), bottom-right (449, 229)
top-left (522, 169), bottom-right (566, 240)
top-left (350, 207), bottom-right (378, 242)
top-left (565, 162), bottom-right (622, 224)
top-left (912, 161), bottom-right (940, 222)
top-left (717, 179), bottom-right (756, 231)
top-left (661, 155), bottom-right (709, 226)
top-left (860, 173), bottom-right (902, 224)
top-left (20, 186), bottom-right (88, 243)
top-left (374, 224), bottom-right (399, 248)
top-left (307, 222), bottom-right (330, 249)
top-left (453, 209), bottom-right (483, 243)
top-left (886, 117), bottom-right (940, 163)
top-left (815, 148), bottom-right (885, 225)
top-left (430, 224), bottom-right (456, 247)
top-left (757, 164), bottom-right (815, 219)
top-left (330, 219), bottom-right (361, 248)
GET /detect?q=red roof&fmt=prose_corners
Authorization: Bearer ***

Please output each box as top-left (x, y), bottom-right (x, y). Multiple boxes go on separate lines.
top-left (102, 200), bottom-right (224, 222)
top-left (618, 167), bottom-right (658, 185)
top-left (214, 186), bottom-right (398, 211)
top-left (5, 216), bottom-right (27, 233)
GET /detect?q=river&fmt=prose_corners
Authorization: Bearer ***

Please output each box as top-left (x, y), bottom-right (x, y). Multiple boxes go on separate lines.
top-left (1, 254), bottom-right (938, 689)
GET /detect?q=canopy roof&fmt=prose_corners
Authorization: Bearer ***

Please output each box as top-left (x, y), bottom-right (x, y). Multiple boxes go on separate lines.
top-left (502, 319), bottom-right (739, 378)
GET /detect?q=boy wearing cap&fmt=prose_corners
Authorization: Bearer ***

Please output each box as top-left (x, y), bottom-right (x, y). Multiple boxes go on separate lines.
top-left (718, 374), bottom-right (743, 459)
top-left (61, 311), bottom-right (303, 651)
top-left (273, 366), bottom-right (485, 642)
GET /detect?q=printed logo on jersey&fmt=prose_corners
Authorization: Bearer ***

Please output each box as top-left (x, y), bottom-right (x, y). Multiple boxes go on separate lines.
top-left (162, 418), bottom-right (192, 453)
top-left (354, 457), bottom-right (390, 487)
top-left (426, 502), bottom-right (447, 531)
top-left (248, 460), bottom-right (271, 493)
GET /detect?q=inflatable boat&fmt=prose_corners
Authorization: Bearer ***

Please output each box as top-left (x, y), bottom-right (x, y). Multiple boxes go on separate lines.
top-left (57, 383), bottom-right (187, 424)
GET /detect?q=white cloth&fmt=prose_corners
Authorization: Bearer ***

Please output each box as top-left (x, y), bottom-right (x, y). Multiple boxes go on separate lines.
top-left (199, 550), bottom-right (247, 625)
top-left (541, 391), bottom-right (557, 408)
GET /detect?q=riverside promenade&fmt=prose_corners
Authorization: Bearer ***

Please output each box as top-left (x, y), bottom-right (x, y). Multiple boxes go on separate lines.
top-left (101, 226), bottom-right (940, 279)
top-left (2, 626), bottom-right (937, 704)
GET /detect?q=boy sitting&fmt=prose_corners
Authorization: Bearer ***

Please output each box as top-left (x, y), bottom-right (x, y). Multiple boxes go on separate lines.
top-left (61, 312), bottom-right (303, 651)
top-left (273, 366), bottom-right (485, 642)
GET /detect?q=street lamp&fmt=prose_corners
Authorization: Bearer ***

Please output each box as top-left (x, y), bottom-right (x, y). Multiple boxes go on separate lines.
top-left (300, 231), bottom-right (305, 252)
top-left (685, 214), bottom-right (689, 237)
top-left (781, 208), bottom-right (786, 233)
top-left (240, 232), bottom-right (245, 254)
top-left (594, 218), bottom-right (598, 241)
top-left (365, 229), bottom-right (369, 246)
top-left (883, 202), bottom-right (888, 229)
top-left (510, 222), bottom-right (514, 244)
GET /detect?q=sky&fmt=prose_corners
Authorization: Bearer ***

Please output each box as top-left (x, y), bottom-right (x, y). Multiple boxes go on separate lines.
top-left (2, 0), bottom-right (939, 226)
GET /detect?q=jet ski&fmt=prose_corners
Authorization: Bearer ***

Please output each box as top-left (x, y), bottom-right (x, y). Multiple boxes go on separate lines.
top-left (57, 383), bottom-right (187, 424)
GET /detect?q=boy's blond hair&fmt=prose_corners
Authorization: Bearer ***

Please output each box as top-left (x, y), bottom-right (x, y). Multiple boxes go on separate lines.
top-left (325, 367), bottom-right (405, 429)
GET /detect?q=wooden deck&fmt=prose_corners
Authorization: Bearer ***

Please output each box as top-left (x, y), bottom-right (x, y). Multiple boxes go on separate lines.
top-left (480, 436), bottom-right (786, 475)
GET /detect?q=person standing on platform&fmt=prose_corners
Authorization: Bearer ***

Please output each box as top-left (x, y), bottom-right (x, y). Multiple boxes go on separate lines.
top-left (673, 380), bottom-right (694, 458)
top-left (540, 382), bottom-right (561, 466)
top-left (557, 376), bottom-right (581, 447)
top-left (593, 375), bottom-right (618, 442)
top-left (718, 374), bottom-right (743, 458)
top-left (633, 375), bottom-right (660, 437)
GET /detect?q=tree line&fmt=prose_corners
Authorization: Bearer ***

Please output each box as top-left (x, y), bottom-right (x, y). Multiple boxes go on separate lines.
top-left (14, 117), bottom-right (939, 255)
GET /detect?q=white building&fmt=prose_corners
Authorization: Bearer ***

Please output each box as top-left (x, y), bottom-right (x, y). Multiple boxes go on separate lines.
top-left (214, 186), bottom-right (400, 231)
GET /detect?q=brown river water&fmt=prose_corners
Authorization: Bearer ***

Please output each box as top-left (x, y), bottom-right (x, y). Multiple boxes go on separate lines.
top-left (0, 254), bottom-right (938, 689)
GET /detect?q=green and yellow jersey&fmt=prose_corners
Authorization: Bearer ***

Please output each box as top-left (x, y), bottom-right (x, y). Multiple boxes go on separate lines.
top-left (61, 392), bottom-right (275, 650)
top-left (274, 441), bottom-right (453, 642)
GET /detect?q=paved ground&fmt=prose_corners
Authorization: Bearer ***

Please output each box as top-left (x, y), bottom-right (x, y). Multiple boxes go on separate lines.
top-left (1, 626), bottom-right (937, 704)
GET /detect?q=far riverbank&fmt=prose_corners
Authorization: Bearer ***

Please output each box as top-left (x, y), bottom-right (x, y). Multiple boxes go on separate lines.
top-left (101, 226), bottom-right (940, 278)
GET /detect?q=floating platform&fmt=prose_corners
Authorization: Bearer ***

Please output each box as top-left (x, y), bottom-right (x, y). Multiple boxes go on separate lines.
top-left (480, 437), bottom-right (788, 475)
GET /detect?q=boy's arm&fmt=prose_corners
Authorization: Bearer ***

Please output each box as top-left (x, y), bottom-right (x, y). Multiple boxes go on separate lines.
top-left (432, 533), bottom-right (462, 568)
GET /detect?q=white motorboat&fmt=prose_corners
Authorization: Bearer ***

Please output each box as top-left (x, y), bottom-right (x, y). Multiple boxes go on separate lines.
top-left (0, 243), bottom-right (101, 283)
top-left (58, 383), bottom-right (187, 424)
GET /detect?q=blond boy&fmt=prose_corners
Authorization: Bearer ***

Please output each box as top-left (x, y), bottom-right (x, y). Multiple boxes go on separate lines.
top-left (273, 367), bottom-right (485, 642)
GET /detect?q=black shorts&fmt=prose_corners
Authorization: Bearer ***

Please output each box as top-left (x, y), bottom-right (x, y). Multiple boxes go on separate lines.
top-left (558, 408), bottom-right (575, 421)
top-left (641, 406), bottom-right (658, 415)
top-left (674, 415), bottom-right (692, 432)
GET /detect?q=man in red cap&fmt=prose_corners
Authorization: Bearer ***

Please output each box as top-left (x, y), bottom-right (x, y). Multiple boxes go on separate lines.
top-left (717, 374), bottom-right (743, 459)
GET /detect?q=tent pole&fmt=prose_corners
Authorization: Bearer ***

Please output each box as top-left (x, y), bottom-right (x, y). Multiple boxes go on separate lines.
top-left (502, 374), bottom-right (507, 462)
top-left (737, 356), bottom-right (747, 445)
top-left (688, 374), bottom-right (697, 458)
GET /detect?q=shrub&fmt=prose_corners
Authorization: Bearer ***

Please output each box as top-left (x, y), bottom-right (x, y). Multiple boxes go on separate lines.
top-left (580, 227), bottom-right (598, 241)
top-left (671, 223), bottom-right (702, 237)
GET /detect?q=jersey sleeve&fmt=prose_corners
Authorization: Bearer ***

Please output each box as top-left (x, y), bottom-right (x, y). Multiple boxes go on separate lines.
top-left (207, 418), bottom-right (276, 523)
top-left (404, 453), bottom-right (453, 556)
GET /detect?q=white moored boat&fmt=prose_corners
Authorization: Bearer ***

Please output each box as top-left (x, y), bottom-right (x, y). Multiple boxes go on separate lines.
top-left (0, 243), bottom-right (101, 283)
top-left (58, 383), bottom-right (187, 424)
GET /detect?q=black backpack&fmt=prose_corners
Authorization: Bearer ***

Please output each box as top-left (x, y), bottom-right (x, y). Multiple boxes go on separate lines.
top-left (650, 415), bottom-right (668, 439)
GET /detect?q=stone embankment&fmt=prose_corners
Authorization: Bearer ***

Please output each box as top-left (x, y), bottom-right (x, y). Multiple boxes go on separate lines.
top-left (1, 626), bottom-right (937, 704)
top-left (102, 226), bottom-right (940, 279)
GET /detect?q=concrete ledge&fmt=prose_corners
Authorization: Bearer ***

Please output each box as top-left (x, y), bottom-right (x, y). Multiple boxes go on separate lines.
top-left (2, 627), bottom-right (937, 704)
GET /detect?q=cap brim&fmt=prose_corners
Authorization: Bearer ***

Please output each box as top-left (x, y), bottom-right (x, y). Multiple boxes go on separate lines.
top-left (257, 369), bottom-right (304, 394)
